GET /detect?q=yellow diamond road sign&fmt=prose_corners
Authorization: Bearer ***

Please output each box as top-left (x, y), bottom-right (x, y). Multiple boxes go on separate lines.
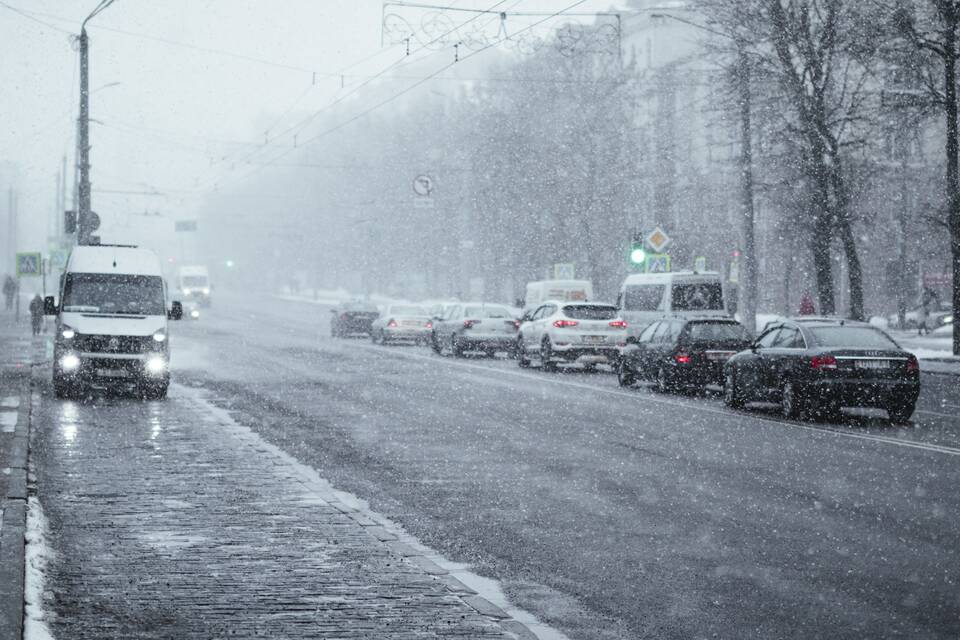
top-left (646, 227), bottom-right (671, 253)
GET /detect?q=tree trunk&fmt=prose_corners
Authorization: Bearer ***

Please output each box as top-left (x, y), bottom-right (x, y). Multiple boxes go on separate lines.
top-left (945, 5), bottom-right (960, 355)
top-left (836, 217), bottom-right (865, 320)
top-left (737, 43), bottom-right (758, 337)
top-left (811, 216), bottom-right (835, 315)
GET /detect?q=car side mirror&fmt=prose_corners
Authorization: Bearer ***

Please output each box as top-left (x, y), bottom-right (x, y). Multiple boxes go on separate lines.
top-left (44, 296), bottom-right (57, 316)
top-left (169, 301), bottom-right (183, 320)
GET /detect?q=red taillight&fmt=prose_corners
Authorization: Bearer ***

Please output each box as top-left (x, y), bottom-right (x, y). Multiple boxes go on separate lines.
top-left (608, 320), bottom-right (628, 329)
top-left (675, 353), bottom-right (691, 364)
top-left (340, 313), bottom-right (349, 321)
top-left (425, 321), bottom-right (433, 330)
top-left (553, 319), bottom-right (579, 328)
top-left (387, 318), bottom-right (398, 328)
top-left (463, 319), bottom-right (479, 329)
top-left (906, 355), bottom-right (919, 372)
top-left (811, 354), bottom-right (837, 370)
top-left (511, 320), bottom-right (520, 330)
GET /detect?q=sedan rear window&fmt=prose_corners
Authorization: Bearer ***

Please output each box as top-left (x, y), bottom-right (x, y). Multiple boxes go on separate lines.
top-left (563, 305), bottom-right (617, 320)
top-left (464, 306), bottom-right (512, 319)
top-left (685, 322), bottom-right (750, 342)
top-left (390, 305), bottom-right (427, 316)
top-left (809, 327), bottom-right (900, 349)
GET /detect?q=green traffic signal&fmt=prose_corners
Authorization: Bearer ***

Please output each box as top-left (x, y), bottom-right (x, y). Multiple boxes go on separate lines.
top-left (629, 243), bottom-right (646, 265)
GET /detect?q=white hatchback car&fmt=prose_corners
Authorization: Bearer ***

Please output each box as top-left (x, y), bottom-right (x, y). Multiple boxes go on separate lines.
top-left (370, 304), bottom-right (432, 345)
top-left (516, 301), bottom-right (627, 371)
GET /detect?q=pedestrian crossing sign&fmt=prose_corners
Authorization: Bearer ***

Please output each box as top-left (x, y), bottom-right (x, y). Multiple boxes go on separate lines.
top-left (15, 252), bottom-right (42, 277)
top-left (645, 254), bottom-right (671, 274)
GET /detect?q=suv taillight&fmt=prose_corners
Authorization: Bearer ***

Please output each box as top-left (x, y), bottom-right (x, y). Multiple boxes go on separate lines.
top-left (553, 319), bottom-right (578, 328)
top-left (608, 320), bottom-right (627, 329)
top-left (811, 354), bottom-right (837, 370)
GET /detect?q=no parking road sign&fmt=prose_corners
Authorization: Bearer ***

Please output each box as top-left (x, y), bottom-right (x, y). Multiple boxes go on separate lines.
top-left (15, 252), bottom-right (42, 277)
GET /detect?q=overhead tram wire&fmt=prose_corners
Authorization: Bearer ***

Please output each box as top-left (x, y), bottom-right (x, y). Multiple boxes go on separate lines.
top-left (0, 0), bottom-right (74, 34)
top-left (195, 0), bottom-right (514, 183)
top-left (202, 0), bottom-right (589, 195)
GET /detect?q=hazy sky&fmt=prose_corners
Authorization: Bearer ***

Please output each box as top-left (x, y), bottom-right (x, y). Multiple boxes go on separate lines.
top-left (0, 0), bottom-right (620, 252)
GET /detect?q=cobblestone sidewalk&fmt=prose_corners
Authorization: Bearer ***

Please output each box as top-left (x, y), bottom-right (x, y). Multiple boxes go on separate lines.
top-left (31, 382), bottom-right (540, 639)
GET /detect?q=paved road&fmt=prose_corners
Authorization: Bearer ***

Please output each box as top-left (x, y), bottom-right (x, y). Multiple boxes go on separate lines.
top-left (143, 292), bottom-right (959, 639)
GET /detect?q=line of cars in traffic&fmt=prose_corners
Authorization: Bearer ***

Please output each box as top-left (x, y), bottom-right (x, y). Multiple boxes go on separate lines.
top-left (330, 271), bottom-right (922, 424)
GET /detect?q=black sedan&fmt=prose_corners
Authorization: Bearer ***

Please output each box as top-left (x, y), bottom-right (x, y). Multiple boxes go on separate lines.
top-left (722, 318), bottom-right (920, 423)
top-left (619, 316), bottom-right (752, 392)
top-left (330, 301), bottom-right (380, 338)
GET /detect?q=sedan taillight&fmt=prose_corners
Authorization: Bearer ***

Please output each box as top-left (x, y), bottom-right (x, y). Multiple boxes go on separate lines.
top-left (387, 318), bottom-right (398, 328)
top-left (675, 352), bottom-right (691, 364)
top-left (906, 355), bottom-right (919, 372)
top-left (463, 319), bottom-right (479, 329)
top-left (553, 319), bottom-right (578, 328)
top-left (425, 321), bottom-right (433, 330)
top-left (811, 354), bottom-right (838, 370)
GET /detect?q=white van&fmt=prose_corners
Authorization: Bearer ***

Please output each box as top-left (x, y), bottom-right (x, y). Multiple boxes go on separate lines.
top-left (523, 280), bottom-right (593, 314)
top-left (177, 265), bottom-right (211, 307)
top-left (616, 271), bottom-right (728, 334)
top-left (45, 245), bottom-right (183, 399)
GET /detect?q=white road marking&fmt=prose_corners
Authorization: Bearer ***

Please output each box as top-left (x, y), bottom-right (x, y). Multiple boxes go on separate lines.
top-left (355, 342), bottom-right (960, 458)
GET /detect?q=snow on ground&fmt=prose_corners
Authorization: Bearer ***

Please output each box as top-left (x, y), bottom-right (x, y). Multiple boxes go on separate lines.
top-left (24, 496), bottom-right (55, 640)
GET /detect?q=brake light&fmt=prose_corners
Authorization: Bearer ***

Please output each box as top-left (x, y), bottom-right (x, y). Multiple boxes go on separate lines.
top-left (387, 318), bottom-right (398, 328)
top-left (608, 320), bottom-right (628, 329)
top-left (675, 353), bottom-right (691, 364)
top-left (511, 320), bottom-right (520, 330)
top-left (906, 355), bottom-right (919, 372)
top-left (425, 321), bottom-right (433, 330)
top-left (463, 319), bottom-right (479, 329)
top-left (553, 319), bottom-right (579, 328)
top-left (811, 354), bottom-right (837, 370)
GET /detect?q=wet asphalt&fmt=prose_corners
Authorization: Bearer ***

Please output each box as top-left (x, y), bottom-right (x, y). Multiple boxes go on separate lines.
top-left (36, 292), bottom-right (960, 639)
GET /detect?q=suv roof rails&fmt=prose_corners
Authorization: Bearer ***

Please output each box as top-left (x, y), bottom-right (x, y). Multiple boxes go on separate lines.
top-left (83, 243), bottom-right (139, 248)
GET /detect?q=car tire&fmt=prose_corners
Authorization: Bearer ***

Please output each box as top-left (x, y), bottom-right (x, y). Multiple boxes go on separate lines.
top-left (887, 402), bottom-right (915, 425)
top-left (485, 349), bottom-right (497, 358)
top-left (780, 381), bottom-right (803, 419)
top-left (517, 338), bottom-right (530, 368)
top-left (450, 334), bottom-right (464, 358)
top-left (431, 334), bottom-right (442, 354)
top-left (655, 365), bottom-right (673, 393)
top-left (723, 372), bottom-right (744, 408)
top-left (541, 339), bottom-right (557, 372)
top-left (812, 400), bottom-right (842, 423)
top-left (617, 362), bottom-right (636, 387)
top-left (380, 331), bottom-right (390, 346)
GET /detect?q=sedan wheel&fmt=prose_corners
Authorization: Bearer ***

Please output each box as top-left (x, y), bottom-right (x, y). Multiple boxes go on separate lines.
top-left (516, 338), bottom-right (530, 368)
top-left (655, 365), bottom-right (673, 393)
top-left (887, 402), bottom-right (915, 425)
top-left (617, 362), bottom-right (636, 388)
top-left (781, 381), bottom-right (803, 419)
top-left (450, 334), bottom-right (464, 358)
top-left (723, 372), bottom-right (744, 409)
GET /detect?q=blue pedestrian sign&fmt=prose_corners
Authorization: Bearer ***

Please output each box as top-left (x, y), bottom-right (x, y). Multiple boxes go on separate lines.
top-left (645, 254), bottom-right (671, 274)
top-left (15, 252), bottom-right (42, 277)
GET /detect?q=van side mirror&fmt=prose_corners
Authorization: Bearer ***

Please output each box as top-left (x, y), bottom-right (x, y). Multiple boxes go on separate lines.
top-left (44, 296), bottom-right (57, 316)
top-left (169, 301), bottom-right (183, 321)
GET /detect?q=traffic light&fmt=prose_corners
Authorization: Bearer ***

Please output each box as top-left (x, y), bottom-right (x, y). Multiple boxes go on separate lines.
top-left (629, 241), bottom-right (646, 266)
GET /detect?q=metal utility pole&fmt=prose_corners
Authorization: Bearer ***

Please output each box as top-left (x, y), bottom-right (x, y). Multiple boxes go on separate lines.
top-left (736, 41), bottom-right (758, 336)
top-left (76, 0), bottom-right (117, 245)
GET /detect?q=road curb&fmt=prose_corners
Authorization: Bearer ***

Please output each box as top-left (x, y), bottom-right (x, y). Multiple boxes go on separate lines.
top-left (0, 369), bottom-right (33, 640)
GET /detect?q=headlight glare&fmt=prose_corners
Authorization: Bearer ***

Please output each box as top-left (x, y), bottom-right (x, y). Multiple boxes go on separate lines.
top-left (145, 355), bottom-right (167, 375)
top-left (152, 331), bottom-right (166, 343)
top-left (61, 327), bottom-right (76, 340)
top-left (61, 353), bottom-right (80, 371)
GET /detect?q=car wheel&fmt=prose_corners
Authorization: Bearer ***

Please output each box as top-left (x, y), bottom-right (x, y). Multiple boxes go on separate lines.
top-left (53, 375), bottom-right (72, 399)
top-left (812, 400), bottom-right (842, 423)
top-left (517, 338), bottom-right (530, 368)
top-left (887, 402), bottom-right (915, 425)
top-left (780, 381), bottom-right (803, 419)
top-left (655, 365), bottom-right (673, 393)
top-left (450, 334), bottom-right (464, 358)
top-left (485, 349), bottom-right (497, 358)
top-left (618, 361), bottom-right (636, 387)
top-left (541, 339), bottom-right (557, 372)
top-left (723, 372), bottom-right (744, 408)
top-left (430, 334), bottom-right (442, 354)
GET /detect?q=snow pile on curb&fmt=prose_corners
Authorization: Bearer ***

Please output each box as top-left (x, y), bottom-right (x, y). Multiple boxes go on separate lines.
top-left (24, 496), bottom-right (55, 640)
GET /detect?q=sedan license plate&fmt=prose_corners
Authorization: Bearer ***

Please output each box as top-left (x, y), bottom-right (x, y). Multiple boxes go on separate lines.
top-left (582, 335), bottom-right (606, 344)
top-left (855, 359), bottom-right (889, 370)
top-left (706, 351), bottom-right (734, 361)
top-left (401, 320), bottom-right (421, 327)
top-left (96, 368), bottom-right (128, 378)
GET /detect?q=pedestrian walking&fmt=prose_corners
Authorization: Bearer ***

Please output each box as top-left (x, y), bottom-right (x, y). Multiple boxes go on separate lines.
top-left (798, 292), bottom-right (816, 316)
top-left (917, 287), bottom-right (937, 336)
top-left (29, 294), bottom-right (44, 335)
top-left (3, 275), bottom-right (16, 311)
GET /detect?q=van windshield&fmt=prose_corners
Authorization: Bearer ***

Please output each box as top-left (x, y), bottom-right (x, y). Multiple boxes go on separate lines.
top-left (62, 273), bottom-right (166, 315)
top-left (672, 283), bottom-right (724, 311)
top-left (623, 285), bottom-right (665, 311)
top-left (181, 276), bottom-right (207, 287)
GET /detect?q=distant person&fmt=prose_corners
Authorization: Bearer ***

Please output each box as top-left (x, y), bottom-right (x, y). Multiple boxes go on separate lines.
top-left (3, 275), bottom-right (16, 311)
top-left (29, 294), bottom-right (43, 335)
top-left (917, 288), bottom-right (937, 336)
top-left (798, 292), bottom-right (816, 316)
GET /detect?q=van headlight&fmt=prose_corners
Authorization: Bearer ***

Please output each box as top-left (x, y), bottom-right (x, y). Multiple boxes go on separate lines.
top-left (152, 330), bottom-right (167, 343)
top-left (61, 353), bottom-right (80, 371)
top-left (190, 309), bottom-right (200, 319)
top-left (202, 288), bottom-right (210, 295)
top-left (61, 326), bottom-right (76, 340)
top-left (145, 355), bottom-right (167, 375)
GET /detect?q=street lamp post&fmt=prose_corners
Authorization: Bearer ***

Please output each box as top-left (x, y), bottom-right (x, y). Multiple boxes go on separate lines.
top-left (76, 0), bottom-right (118, 245)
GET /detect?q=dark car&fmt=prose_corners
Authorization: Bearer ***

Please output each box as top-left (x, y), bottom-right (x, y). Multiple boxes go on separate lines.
top-left (330, 301), bottom-right (380, 338)
top-left (722, 318), bottom-right (920, 423)
top-left (618, 316), bottom-right (752, 392)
